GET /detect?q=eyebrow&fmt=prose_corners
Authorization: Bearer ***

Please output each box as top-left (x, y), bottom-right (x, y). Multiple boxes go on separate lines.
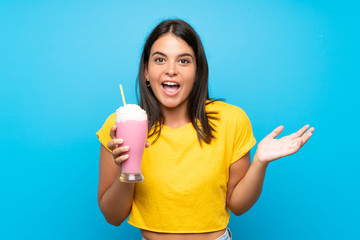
top-left (151, 51), bottom-right (194, 59)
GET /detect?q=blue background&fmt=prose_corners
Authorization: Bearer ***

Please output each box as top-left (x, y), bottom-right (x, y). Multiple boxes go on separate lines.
top-left (1, 0), bottom-right (359, 239)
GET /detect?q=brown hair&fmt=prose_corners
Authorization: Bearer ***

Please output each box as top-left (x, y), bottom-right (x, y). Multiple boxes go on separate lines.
top-left (136, 19), bottom-right (220, 144)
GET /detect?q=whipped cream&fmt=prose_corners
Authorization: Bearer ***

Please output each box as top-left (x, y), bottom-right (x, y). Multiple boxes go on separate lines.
top-left (116, 104), bottom-right (147, 122)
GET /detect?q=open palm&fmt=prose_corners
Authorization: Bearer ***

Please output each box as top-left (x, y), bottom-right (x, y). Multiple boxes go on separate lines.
top-left (255, 125), bottom-right (315, 163)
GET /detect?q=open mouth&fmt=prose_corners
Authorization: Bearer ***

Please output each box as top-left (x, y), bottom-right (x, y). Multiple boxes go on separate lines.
top-left (162, 81), bottom-right (180, 93)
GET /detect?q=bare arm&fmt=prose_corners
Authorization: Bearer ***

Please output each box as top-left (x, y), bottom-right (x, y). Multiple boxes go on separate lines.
top-left (227, 125), bottom-right (314, 216)
top-left (97, 125), bottom-right (135, 226)
top-left (226, 152), bottom-right (268, 216)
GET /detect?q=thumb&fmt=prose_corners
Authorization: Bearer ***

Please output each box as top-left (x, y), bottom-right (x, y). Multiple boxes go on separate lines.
top-left (267, 125), bottom-right (284, 139)
top-left (110, 125), bottom-right (117, 139)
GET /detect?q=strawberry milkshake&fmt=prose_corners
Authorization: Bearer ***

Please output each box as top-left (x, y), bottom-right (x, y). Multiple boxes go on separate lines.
top-left (116, 104), bottom-right (148, 183)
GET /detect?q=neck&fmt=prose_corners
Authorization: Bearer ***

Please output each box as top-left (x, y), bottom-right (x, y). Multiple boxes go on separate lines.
top-left (161, 102), bottom-right (190, 129)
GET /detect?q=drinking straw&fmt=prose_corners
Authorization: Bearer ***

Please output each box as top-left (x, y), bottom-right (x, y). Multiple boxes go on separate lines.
top-left (119, 84), bottom-right (126, 106)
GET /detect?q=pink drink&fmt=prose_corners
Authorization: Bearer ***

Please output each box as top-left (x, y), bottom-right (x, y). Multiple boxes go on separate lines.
top-left (116, 120), bottom-right (147, 173)
top-left (115, 104), bottom-right (147, 183)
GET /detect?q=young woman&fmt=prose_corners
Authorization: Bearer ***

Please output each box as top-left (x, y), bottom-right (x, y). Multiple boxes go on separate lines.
top-left (96, 19), bottom-right (314, 240)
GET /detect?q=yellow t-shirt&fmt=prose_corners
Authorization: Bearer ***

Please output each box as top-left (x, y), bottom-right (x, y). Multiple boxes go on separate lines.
top-left (96, 101), bottom-right (256, 233)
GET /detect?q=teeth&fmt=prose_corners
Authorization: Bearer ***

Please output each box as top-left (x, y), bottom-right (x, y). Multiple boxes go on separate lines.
top-left (163, 81), bottom-right (179, 86)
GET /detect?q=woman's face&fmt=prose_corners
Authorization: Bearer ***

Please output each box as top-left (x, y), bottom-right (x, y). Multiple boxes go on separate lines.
top-left (145, 33), bottom-right (196, 111)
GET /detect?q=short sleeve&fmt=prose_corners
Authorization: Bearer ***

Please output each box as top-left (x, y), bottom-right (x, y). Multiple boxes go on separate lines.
top-left (96, 113), bottom-right (116, 152)
top-left (231, 109), bottom-right (256, 164)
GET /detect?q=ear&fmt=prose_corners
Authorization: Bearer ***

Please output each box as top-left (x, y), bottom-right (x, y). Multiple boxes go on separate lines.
top-left (144, 62), bottom-right (149, 80)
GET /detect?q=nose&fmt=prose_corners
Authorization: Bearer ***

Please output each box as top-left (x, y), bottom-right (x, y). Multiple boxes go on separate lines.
top-left (165, 61), bottom-right (178, 77)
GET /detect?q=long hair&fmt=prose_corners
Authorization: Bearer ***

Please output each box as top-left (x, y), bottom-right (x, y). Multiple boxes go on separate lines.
top-left (136, 19), bottom-right (218, 144)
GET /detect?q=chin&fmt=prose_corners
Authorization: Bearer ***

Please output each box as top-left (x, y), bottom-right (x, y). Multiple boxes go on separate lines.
top-left (161, 100), bottom-right (184, 109)
top-left (162, 103), bottom-right (180, 109)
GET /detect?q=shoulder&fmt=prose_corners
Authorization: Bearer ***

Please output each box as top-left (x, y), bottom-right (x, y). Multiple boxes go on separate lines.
top-left (105, 112), bottom-right (116, 124)
top-left (98, 112), bottom-right (116, 136)
top-left (206, 100), bottom-right (248, 119)
top-left (96, 112), bottom-right (116, 151)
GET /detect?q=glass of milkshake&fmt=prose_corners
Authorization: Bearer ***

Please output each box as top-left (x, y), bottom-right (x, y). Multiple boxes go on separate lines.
top-left (115, 104), bottom-right (148, 183)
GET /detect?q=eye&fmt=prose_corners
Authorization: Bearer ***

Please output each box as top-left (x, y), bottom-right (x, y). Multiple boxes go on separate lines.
top-left (155, 57), bottom-right (165, 63)
top-left (179, 59), bottom-right (190, 64)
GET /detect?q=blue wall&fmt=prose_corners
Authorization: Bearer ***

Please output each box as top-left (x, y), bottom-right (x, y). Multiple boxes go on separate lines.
top-left (1, 0), bottom-right (359, 239)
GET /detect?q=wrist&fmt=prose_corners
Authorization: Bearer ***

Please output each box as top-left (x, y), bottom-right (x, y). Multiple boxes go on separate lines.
top-left (253, 153), bottom-right (269, 168)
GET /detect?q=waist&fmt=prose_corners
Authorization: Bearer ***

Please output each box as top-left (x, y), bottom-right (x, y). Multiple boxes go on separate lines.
top-left (141, 228), bottom-right (229, 240)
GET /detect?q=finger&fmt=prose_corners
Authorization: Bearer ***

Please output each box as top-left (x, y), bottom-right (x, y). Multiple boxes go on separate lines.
top-left (110, 125), bottom-right (117, 139)
top-left (267, 125), bottom-right (284, 139)
top-left (112, 145), bottom-right (130, 157)
top-left (106, 138), bottom-right (124, 151)
top-left (299, 127), bottom-right (314, 147)
top-left (114, 154), bottom-right (129, 166)
top-left (145, 141), bottom-right (150, 148)
top-left (291, 124), bottom-right (310, 139)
